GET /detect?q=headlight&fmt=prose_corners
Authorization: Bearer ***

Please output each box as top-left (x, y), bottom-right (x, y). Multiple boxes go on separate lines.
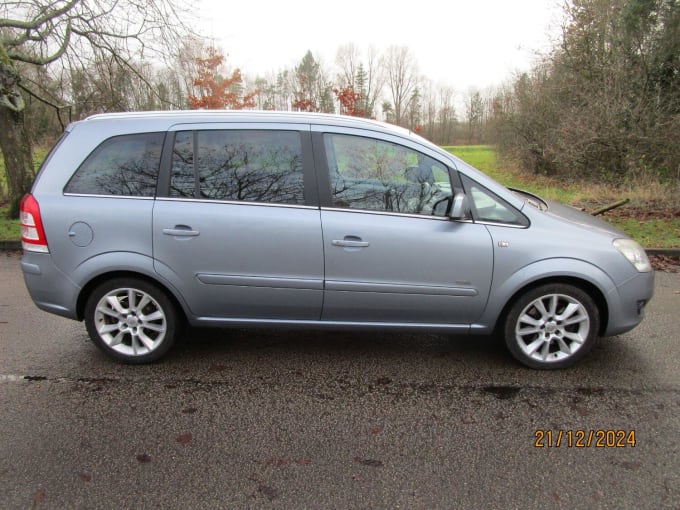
top-left (613, 239), bottom-right (652, 272)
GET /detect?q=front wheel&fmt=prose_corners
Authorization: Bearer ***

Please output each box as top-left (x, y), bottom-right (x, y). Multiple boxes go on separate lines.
top-left (503, 284), bottom-right (600, 369)
top-left (84, 278), bottom-right (177, 364)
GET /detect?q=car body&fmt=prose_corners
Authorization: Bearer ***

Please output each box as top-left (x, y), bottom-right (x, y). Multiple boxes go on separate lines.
top-left (20, 111), bottom-right (654, 368)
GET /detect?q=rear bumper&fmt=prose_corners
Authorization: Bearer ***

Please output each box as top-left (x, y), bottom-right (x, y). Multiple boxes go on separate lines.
top-left (604, 270), bottom-right (655, 336)
top-left (21, 252), bottom-right (80, 320)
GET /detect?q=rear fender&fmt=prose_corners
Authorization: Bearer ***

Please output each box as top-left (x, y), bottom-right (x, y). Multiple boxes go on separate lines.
top-left (71, 252), bottom-right (190, 320)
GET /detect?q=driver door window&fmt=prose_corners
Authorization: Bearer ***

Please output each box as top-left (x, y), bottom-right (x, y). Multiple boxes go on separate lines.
top-left (323, 133), bottom-right (451, 216)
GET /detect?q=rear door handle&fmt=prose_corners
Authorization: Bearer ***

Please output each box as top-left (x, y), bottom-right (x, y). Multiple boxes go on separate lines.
top-left (163, 226), bottom-right (200, 237)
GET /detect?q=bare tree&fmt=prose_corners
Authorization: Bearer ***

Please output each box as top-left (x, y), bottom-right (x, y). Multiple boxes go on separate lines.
top-left (336, 43), bottom-right (360, 89)
top-left (361, 46), bottom-right (383, 118)
top-left (437, 85), bottom-right (457, 145)
top-left (419, 80), bottom-right (436, 140)
top-left (464, 88), bottom-right (485, 144)
top-left (0, 0), bottom-right (193, 216)
top-left (381, 45), bottom-right (418, 126)
top-left (335, 43), bottom-right (383, 117)
top-left (171, 37), bottom-right (212, 104)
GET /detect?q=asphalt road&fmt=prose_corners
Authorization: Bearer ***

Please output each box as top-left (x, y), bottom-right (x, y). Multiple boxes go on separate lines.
top-left (1, 252), bottom-right (679, 509)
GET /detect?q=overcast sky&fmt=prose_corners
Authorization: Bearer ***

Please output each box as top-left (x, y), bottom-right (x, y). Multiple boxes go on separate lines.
top-left (195, 0), bottom-right (563, 92)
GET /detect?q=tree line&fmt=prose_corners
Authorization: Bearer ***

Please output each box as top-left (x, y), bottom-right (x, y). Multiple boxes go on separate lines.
top-left (1, 0), bottom-right (677, 217)
top-left (489, 0), bottom-right (679, 183)
top-left (19, 41), bottom-right (468, 148)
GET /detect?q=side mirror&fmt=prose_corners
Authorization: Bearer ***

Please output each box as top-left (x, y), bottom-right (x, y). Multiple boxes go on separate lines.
top-left (449, 192), bottom-right (468, 220)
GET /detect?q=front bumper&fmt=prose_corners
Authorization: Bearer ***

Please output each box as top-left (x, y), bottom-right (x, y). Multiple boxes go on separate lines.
top-left (604, 269), bottom-right (655, 336)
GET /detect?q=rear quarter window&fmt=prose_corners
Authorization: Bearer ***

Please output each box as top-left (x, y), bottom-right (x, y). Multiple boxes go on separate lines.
top-left (64, 132), bottom-right (164, 196)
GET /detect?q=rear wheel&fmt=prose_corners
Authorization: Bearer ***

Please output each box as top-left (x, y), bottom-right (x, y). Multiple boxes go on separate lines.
top-left (504, 284), bottom-right (599, 369)
top-left (84, 278), bottom-right (177, 363)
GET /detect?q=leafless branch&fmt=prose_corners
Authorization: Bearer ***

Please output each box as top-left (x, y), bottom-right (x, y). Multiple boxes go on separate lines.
top-left (19, 81), bottom-right (70, 128)
top-left (9, 21), bottom-right (71, 64)
top-left (0, 0), bottom-right (79, 30)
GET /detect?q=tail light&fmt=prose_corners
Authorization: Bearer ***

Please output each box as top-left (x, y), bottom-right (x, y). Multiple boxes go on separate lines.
top-left (20, 194), bottom-right (49, 253)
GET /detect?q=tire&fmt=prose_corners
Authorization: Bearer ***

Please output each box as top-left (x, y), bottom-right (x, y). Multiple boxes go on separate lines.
top-left (84, 278), bottom-right (177, 364)
top-left (503, 283), bottom-right (599, 369)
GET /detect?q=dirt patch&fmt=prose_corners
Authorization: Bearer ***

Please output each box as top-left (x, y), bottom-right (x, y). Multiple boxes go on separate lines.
top-left (602, 206), bottom-right (680, 221)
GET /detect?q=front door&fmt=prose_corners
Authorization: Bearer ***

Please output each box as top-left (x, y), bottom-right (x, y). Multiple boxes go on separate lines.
top-left (317, 131), bottom-right (493, 325)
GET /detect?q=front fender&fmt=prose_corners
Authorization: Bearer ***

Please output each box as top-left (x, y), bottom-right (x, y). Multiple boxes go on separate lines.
top-left (471, 257), bottom-right (617, 334)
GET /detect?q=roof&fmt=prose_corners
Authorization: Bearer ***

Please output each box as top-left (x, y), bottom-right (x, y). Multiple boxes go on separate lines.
top-left (84, 110), bottom-right (414, 138)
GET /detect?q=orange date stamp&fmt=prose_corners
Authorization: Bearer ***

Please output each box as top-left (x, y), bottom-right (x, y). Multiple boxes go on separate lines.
top-left (534, 429), bottom-right (636, 448)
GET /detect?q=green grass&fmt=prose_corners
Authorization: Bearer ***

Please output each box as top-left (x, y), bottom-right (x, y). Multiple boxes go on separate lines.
top-left (608, 218), bottom-right (680, 249)
top-left (0, 151), bottom-right (18, 240)
top-left (444, 145), bottom-right (498, 174)
top-left (0, 205), bottom-right (19, 241)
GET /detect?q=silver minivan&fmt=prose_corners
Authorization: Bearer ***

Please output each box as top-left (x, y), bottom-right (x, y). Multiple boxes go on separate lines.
top-left (20, 111), bottom-right (654, 368)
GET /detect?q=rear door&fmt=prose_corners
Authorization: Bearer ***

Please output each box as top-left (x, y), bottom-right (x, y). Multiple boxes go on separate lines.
top-left (314, 128), bottom-right (494, 325)
top-left (153, 124), bottom-right (324, 320)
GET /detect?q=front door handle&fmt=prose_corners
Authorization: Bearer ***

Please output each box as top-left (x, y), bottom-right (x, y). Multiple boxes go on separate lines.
top-left (332, 236), bottom-right (369, 248)
top-left (163, 226), bottom-right (200, 237)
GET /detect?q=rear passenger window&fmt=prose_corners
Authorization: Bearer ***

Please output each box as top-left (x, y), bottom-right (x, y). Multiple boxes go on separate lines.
top-left (323, 133), bottom-right (451, 216)
top-left (170, 130), bottom-right (304, 205)
top-left (65, 133), bottom-right (164, 196)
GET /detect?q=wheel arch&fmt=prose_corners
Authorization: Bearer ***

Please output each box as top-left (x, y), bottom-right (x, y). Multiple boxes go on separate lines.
top-left (76, 270), bottom-right (187, 324)
top-left (494, 276), bottom-right (609, 337)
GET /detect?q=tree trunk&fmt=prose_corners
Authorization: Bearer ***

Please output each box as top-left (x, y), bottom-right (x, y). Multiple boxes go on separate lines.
top-left (1, 41), bottom-right (34, 219)
top-left (0, 106), bottom-right (34, 218)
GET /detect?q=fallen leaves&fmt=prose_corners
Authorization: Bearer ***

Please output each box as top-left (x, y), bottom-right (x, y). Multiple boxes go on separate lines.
top-left (649, 255), bottom-right (680, 273)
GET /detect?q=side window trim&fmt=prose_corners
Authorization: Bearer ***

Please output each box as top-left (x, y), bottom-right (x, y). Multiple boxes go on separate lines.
top-left (192, 131), bottom-right (200, 199)
top-left (157, 131), bottom-right (174, 198)
top-left (300, 129), bottom-right (319, 207)
top-left (311, 131), bottom-right (333, 208)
